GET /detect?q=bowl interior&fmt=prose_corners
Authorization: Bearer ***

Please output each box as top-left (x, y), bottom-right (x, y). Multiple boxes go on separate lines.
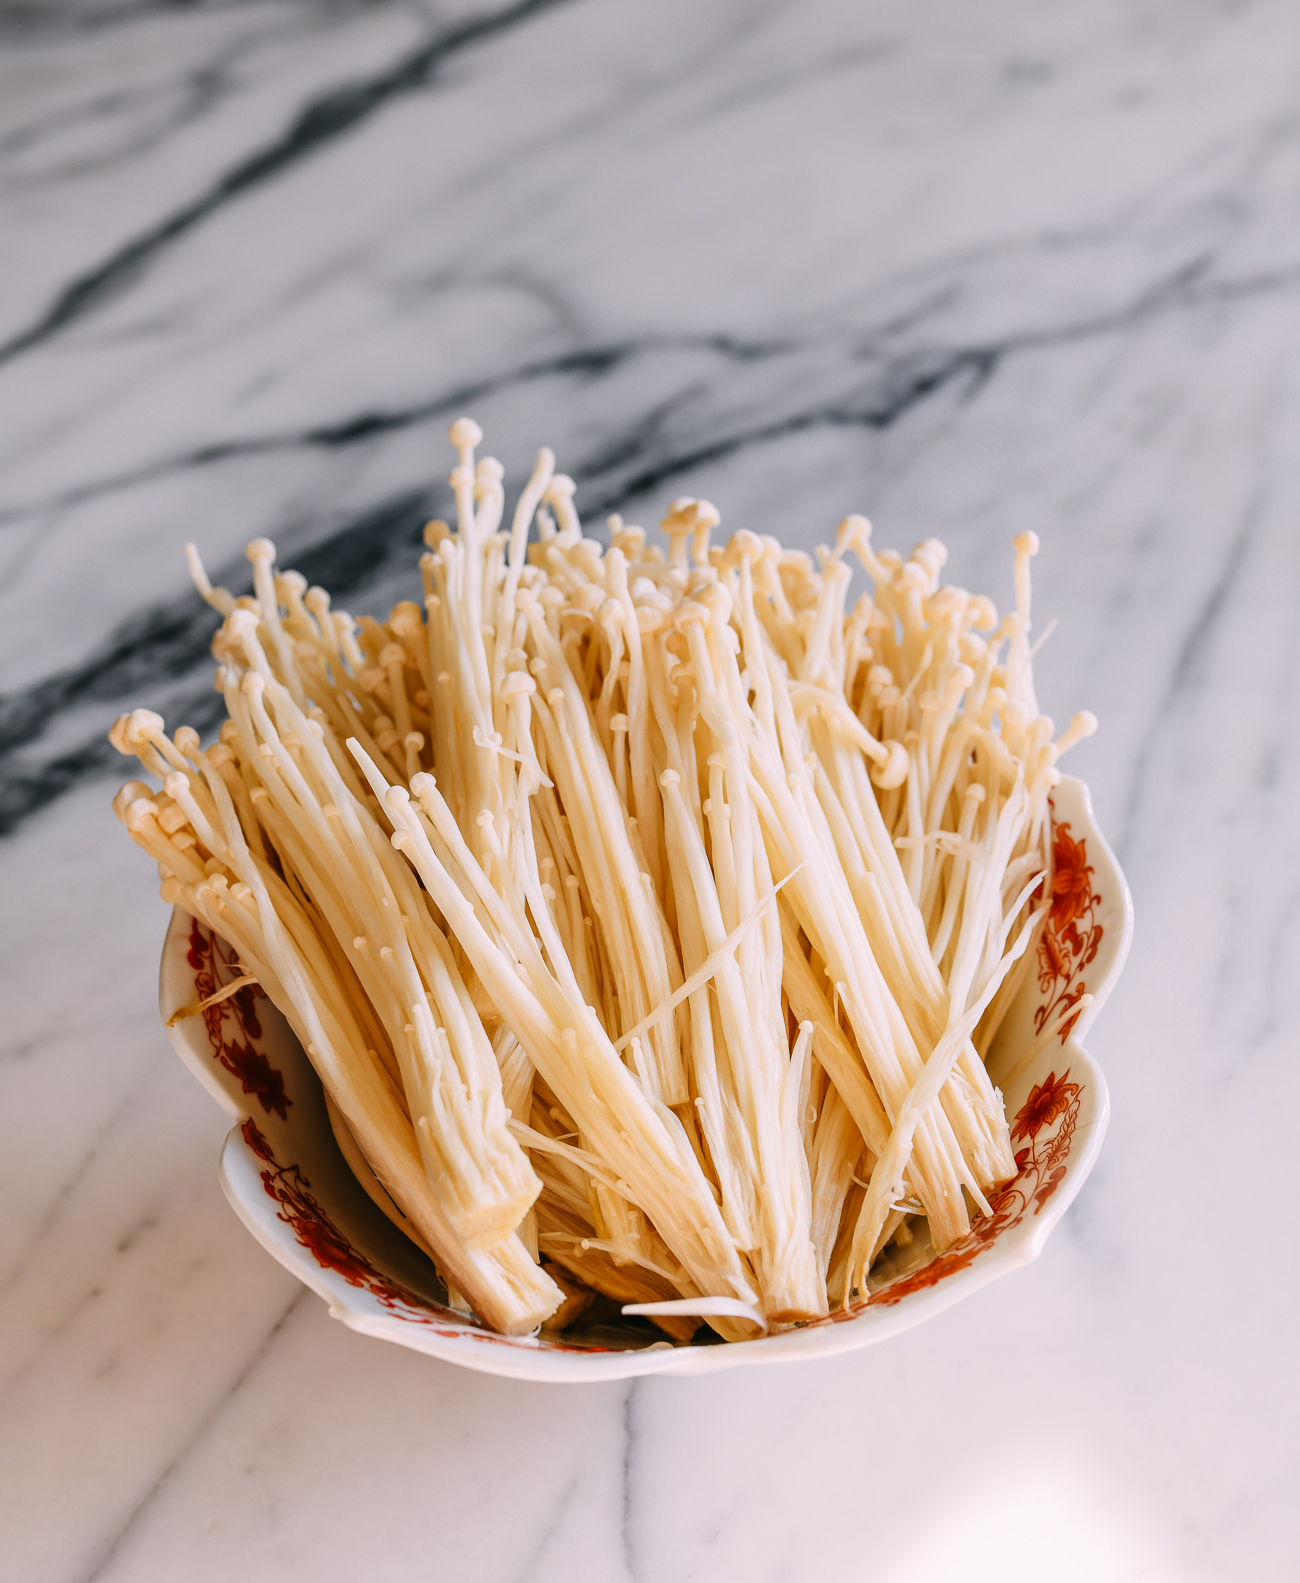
top-left (161, 775), bottom-right (1131, 1380)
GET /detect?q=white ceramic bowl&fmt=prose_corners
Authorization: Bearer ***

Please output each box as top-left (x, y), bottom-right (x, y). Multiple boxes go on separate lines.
top-left (160, 774), bottom-right (1131, 1381)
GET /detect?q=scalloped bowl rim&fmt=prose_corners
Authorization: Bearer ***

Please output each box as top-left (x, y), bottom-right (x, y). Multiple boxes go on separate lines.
top-left (160, 774), bottom-right (1132, 1381)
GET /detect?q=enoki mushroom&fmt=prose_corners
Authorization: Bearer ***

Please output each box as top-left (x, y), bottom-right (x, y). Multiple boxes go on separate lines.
top-left (110, 418), bottom-right (1096, 1342)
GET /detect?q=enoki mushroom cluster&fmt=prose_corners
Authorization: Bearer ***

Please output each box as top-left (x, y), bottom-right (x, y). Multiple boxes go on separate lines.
top-left (111, 419), bottom-right (1096, 1342)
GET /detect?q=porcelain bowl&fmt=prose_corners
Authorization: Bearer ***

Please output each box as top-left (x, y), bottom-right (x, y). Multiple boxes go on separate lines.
top-left (160, 774), bottom-right (1132, 1381)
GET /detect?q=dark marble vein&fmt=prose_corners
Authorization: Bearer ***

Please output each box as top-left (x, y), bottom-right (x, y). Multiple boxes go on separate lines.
top-left (0, 344), bottom-right (634, 528)
top-left (620, 1378), bottom-right (640, 1583)
top-left (0, 487), bottom-right (433, 833)
top-left (0, 2), bottom-right (294, 39)
top-left (0, 0), bottom-right (576, 367)
top-left (11, 244), bottom-right (1295, 537)
top-left (0, 330), bottom-right (985, 836)
top-left (0, 70), bottom-right (227, 175)
top-left (5, 249), bottom-right (1300, 840)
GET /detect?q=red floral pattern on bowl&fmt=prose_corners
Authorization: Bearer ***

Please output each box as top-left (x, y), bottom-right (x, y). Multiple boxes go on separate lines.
top-left (160, 773), bottom-right (1132, 1380)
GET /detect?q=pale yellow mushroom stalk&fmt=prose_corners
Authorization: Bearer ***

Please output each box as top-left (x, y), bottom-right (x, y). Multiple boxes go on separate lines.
top-left (109, 414), bottom-right (1094, 1339)
top-left (110, 713), bottom-right (561, 1337)
top-left (350, 741), bottom-right (764, 1333)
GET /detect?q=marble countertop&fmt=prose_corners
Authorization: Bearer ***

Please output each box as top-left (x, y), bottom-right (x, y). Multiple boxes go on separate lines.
top-left (2, 2), bottom-right (1296, 1578)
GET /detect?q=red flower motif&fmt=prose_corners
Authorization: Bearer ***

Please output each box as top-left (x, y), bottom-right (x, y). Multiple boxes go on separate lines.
top-left (281, 1191), bottom-right (371, 1283)
top-left (241, 1117), bottom-right (275, 1161)
top-left (185, 919), bottom-right (290, 1119)
top-left (1032, 811), bottom-right (1105, 1046)
top-left (1037, 926), bottom-right (1068, 990)
top-left (242, 1129), bottom-right (470, 1328)
top-left (1053, 984), bottom-right (1090, 1042)
top-left (1050, 824), bottom-right (1096, 933)
top-left (1033, 1165), bottom-right (1068, 1210)
top-left (223, 1040), bottom-right (290, 1120)
top-left (207, 926), bottom-right (618, 1355)
top-left (844, 1072), bottom-right (1085, 1313)
top-left (1012, 1069), bottom-right (1080, 1143)
top-left (230, 984), bottom-right (262, 1041)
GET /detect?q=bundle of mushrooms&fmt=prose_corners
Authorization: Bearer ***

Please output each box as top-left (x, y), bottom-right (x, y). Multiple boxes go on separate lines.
top-left (111, 419), bottom-right (1096, 1342)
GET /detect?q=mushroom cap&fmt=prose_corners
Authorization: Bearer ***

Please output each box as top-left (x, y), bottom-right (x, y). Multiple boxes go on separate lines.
top-left (871, 741), bottom-right (910, 791)
top-left (449, 417), bottom-right (483, 450)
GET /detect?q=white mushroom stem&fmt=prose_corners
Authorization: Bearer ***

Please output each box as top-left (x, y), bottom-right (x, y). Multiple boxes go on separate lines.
top-left (112, 415), bottom-right (1091, 1338)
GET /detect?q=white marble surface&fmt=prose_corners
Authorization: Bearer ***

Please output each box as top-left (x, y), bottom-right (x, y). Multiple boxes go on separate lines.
top-left (2, 1), bottom-right (1297, 1578)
